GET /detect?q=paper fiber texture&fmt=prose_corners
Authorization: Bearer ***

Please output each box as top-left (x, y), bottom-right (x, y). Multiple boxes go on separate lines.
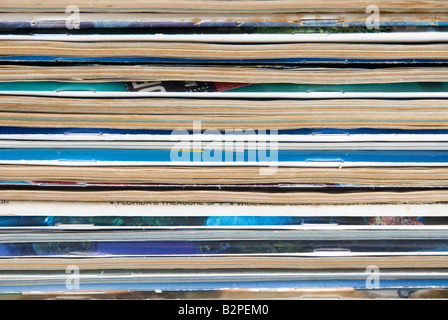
top-left (0, 0), bottom-right (445, 13)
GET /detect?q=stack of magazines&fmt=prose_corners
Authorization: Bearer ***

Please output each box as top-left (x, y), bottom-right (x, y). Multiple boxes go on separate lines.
top-left (0, 0), bottom-right (447, 299)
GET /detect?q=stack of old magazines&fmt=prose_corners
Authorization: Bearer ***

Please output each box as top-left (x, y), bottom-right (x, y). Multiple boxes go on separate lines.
top-left (0, 0), bottom-right (446, 299)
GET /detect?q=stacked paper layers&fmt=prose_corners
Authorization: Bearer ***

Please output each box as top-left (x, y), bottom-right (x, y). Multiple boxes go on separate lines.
top-left (0, 0), bottom-right (447, 298)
